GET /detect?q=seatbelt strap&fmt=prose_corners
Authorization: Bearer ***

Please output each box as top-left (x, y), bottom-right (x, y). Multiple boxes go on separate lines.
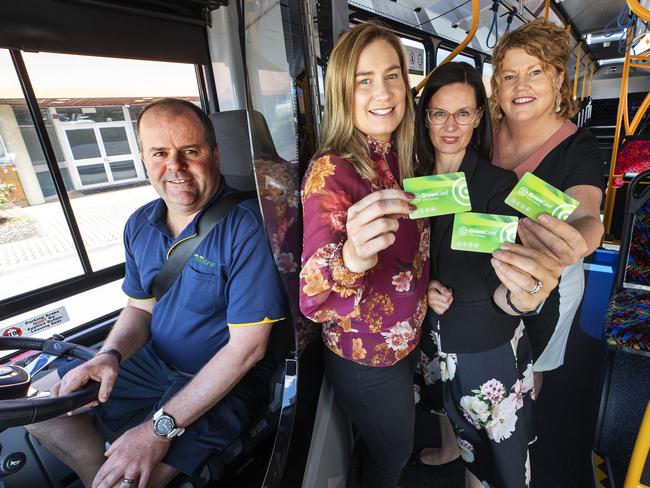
top-left (151, 191), bottom-right (257, 301)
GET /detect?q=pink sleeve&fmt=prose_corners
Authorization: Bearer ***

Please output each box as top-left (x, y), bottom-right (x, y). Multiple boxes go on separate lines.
top-left (299, 154), bottom-right (367, 322)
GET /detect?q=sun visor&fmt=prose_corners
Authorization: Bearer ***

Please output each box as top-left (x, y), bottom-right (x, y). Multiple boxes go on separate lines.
top-left (1, 0), bottom-right (210, 65)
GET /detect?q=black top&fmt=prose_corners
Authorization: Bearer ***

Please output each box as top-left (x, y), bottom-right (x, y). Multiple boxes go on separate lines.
top-left (530, 128), bottom-right (606, 193)
top-left (428, 147), bottom-right (520, 353)
top-left (522, 128), bottom-right (606, 360)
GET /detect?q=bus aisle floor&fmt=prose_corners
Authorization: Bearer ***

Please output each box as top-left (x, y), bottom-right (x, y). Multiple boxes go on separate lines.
top-left (528, 317), bottom-right (605, 488)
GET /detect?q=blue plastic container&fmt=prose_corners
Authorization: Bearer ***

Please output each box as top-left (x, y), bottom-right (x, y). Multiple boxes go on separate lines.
top-left (579, 248), bottom-right (619, 341)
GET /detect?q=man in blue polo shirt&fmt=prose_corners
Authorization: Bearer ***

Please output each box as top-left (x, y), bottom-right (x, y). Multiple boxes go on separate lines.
top-left (26, 99), bottom-right (287, 487)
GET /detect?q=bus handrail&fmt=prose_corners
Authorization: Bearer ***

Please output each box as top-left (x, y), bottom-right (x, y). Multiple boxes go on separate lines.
top-left (544, 0), bottom-right (551, 20)
top-left (580, 60), bottom-right (589, 100)
top-left (625, 0), bottom-right (650, 22)
top-left (572, 42), bottom-right (582, 99)
top-left (413, 0), bottom-right (480, 96)
top-left (602, 22), bottom-right (650, 236)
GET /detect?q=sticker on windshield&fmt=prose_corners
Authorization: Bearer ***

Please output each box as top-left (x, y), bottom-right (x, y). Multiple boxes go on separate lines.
top-left (1, 307), bottom-right (70, 337)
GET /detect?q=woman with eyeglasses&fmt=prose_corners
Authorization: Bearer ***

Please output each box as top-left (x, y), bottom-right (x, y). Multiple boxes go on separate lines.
top-left (413, 62), bottom-right (560, 488)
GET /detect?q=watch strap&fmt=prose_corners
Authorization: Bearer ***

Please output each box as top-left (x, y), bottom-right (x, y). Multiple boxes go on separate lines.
top-left (96, 347), bottom-right (122, 364)
top-left (153, 408), bottom-right (184, 438)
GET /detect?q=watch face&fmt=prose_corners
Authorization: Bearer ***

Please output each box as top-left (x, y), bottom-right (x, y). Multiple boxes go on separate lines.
top-left (154, 416), bottom-right (174, 436)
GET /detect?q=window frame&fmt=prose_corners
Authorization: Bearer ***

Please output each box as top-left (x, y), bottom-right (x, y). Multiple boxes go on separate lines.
top-left (435, 44), bottom-right (478, 68)
top-left (0, 48), bottom-right (215, 324)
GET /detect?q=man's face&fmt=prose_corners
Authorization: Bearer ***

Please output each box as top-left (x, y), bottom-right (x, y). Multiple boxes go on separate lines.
top-left (139, 107), bottom-right (220, 216)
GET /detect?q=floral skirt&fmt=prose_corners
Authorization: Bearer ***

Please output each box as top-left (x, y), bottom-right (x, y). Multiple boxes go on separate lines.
top-left (415, 319), bottom-right (535, 488)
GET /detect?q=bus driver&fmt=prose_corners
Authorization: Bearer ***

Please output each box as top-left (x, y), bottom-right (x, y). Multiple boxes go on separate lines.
top-left (26, 99), bottom-right (287, 488)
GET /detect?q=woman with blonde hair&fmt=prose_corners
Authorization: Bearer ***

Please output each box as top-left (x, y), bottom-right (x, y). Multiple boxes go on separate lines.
top-left (490, 18), bottom-right (605, 392)
top-left (299, 22), bottom-right (429, 488)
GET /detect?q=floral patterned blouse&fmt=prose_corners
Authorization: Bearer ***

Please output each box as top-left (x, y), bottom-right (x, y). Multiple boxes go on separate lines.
top-left (299, 137), bottom-right (430, 367)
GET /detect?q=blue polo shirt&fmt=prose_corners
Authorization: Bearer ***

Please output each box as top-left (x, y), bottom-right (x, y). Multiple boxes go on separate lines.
top-left (122, 182), bottom-right (287, 374)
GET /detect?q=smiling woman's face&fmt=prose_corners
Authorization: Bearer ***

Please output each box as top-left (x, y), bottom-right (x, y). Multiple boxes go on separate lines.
top-left (427, 82), bottom-right (480, 161)
top-left (497, 47), bottom-right (562, 124)
top-left (352, 39), bottom-right (406, 141)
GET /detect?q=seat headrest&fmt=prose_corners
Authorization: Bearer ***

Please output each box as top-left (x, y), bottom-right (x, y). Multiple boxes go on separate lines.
top-left (209, 110), bottom-right (280, 192)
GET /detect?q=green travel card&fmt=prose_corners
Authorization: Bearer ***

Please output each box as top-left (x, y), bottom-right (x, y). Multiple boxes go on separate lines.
top-left (451, 212), bottom-right (519, 253)
top-left (403, 172), bottom-right (472, 219)
top-left (505, 172), bottom-right (579, 221)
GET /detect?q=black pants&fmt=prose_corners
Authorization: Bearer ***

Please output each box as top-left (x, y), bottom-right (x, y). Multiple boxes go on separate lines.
top-left (324, 346), bottom-right (419, 488)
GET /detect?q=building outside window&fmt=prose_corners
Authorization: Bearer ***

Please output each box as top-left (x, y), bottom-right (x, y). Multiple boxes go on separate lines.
top-left (0, 50), bottom-right (200, 337)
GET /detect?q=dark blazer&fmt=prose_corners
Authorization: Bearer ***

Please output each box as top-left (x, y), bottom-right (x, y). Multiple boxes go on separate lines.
top-left (428, 147), bottom-right (521, 353)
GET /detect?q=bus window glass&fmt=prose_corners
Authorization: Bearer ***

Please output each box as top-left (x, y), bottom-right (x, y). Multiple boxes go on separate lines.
top-left (400, 37), bottom-right (427, 89)
top-left (245, 2), bottom-right (299, 162)
top-left (21, 52), bottom-right (200, 273)
top-left (436, 46), bottom-right (477, 67)
top-left (0, 49), bottom-right (84, 299)
top-left (483, 61), bottom-right (493, 96)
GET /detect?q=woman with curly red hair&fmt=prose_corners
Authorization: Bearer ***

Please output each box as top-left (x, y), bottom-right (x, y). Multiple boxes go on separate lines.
top-left (490, 18), bottom-right (605, 391)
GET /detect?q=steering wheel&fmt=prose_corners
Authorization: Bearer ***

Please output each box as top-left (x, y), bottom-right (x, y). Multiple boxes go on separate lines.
top-left (0, 337), bottom-right (100, 433)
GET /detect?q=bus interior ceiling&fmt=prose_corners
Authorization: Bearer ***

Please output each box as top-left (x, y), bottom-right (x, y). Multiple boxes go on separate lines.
top-left (0, 1), bottom-right (649, 488)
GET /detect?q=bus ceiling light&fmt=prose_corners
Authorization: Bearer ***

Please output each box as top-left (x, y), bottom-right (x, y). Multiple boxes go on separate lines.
top-left (585, 29), bottom-right (627, 45)
top-left (597, 57), bottom-right (626, 66)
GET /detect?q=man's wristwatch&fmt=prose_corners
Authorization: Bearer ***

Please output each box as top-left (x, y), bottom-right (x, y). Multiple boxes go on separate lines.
top-left (96, 347), bottom-right (122, 364)
top-left (152, 408), bottom-right (185, 439)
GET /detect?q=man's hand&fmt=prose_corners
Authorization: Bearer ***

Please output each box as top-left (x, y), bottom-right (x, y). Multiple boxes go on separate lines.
top-left (491, 242), bottom-right (561, 312)
top-left (518, 215), bottom-right (589, 267)
top-left (50, 354), bottom-right (119, 410)
top-left (92, 422), bottom-right (171, 488)
top-left (427, 280), bottom-right (453, 315)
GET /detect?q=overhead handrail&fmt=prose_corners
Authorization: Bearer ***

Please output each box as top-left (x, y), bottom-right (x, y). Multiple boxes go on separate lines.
top-left (625, 0), bottom-right (650, 22)
top-left (414, 0), bottom-right (480, 96)
top-left (572, 42), bottom-right (581, 99)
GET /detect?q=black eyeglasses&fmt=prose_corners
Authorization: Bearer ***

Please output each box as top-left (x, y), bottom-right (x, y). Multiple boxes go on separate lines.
top-left (425, 108), bottom-right (482, 126)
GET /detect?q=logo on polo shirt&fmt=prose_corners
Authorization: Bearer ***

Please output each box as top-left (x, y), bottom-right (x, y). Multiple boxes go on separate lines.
top-left (193, 254), bottom-right (216, 267)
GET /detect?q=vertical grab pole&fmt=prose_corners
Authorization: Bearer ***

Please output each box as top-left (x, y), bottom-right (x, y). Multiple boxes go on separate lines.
top-left (581, 60), bottom-right (589, 101)
top-left (588, 62), bottom-right (595, 97)
top-left (572, 42), bottom-right (581, 100)
top-left (603, 27), bottom-right (635, 236)
top-left (544, 0), bottom-right (551, 19)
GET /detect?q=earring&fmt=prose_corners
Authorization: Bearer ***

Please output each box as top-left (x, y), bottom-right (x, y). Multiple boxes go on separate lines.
top-left (555, 94), bottom-right (562, 113)
top-left (496, 108), bottom-right (503, 120)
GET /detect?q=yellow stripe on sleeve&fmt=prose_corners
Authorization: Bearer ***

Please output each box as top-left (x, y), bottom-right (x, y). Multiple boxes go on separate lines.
top-left (228, 317), bottom-right (285, 327)
top-left (126, 295), bottom-right (157, 302)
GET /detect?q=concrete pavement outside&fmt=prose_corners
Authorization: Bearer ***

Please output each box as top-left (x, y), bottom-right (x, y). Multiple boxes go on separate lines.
top-left (0, 184), bottom-right (158, 300)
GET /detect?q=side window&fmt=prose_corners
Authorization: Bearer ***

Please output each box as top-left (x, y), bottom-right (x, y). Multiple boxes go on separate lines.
top-left (0, 49), bottom-right (201, 343)
top-left (483, 62), bottom-right (494, 96)
top-left (400, 38), bottom-right (427, 90)
top-left (0, 49), bottom-right (84, 297)
top-left (436, 46), bottom-right (477, 68)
